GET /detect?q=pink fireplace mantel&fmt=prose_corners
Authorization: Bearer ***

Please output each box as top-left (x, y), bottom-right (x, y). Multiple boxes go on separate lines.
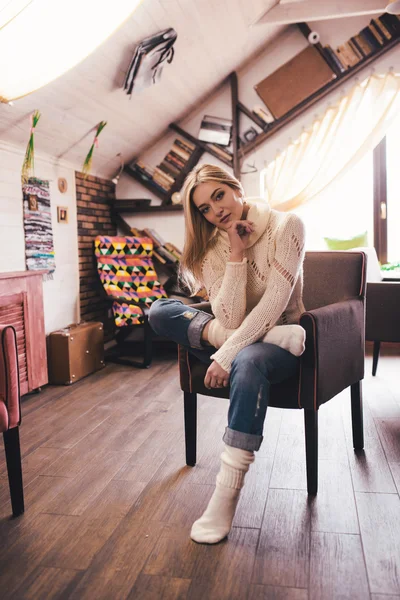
top-left (0, 271), bottom-right (48, 395)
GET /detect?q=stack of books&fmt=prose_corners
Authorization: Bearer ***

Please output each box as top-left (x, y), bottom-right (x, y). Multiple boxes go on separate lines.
top-left (206, 143), bottom-right (233, 164)
top-left (323, 14), bottom-right (400, 73)
top-left (153, 138), bottom-right (196, 192)
top-left (130, 226), bottom-right (182, 266)
top-left (130, 138), bottom-right (196, 195)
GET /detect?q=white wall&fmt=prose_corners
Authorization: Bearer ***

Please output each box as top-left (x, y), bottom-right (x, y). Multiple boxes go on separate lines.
top-left (117, 16), bottom-right (400, 247)
top-left (0, 142), bottom-right (79, 333)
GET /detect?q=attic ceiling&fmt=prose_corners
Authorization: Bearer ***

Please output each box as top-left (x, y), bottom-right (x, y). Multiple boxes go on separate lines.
top-left (0, 0), bottom-right (284, 179)
top-left (0, 0), bottom-right (390, 179)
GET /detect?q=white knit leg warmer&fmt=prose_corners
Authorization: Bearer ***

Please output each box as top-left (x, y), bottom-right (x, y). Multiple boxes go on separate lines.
top-left (207, 319), bottom-right (305, 357)
top-left (190, 444), bottom-right (255, 544)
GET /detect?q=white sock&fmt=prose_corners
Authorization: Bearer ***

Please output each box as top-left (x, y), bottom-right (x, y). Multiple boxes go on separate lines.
top-left (207, 319), bottom-right (306, 357)
top-left (190, 444), bottom-right (255, 544)
top-left (262, 324), bottom-right (306, 357)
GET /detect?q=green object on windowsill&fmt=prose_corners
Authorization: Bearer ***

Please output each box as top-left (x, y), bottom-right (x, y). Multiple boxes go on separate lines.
top-left (381, 261), bottom-right (400, 272)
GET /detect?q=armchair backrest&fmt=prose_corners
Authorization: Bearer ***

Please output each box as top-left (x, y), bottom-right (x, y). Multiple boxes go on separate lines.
top-left (303, 251), bottom-right (366, 311)
top-left (0, 325), bottom-right (21, 432)
top-left (94, 236), bottom-right (168, 326)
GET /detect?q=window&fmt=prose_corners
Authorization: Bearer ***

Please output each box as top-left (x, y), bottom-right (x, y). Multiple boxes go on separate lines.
top-left (291, 152), bottom-right (374, 251)
top-left (386, 114), bottom-right (400, 264)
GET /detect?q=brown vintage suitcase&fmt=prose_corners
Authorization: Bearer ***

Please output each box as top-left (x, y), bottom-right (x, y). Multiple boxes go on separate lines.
top-left (47, 321), bottom-right (105, 385)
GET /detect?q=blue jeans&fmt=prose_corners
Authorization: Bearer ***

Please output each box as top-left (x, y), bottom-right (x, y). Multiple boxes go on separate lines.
top-left (149, 298), bottom-right (299, 452)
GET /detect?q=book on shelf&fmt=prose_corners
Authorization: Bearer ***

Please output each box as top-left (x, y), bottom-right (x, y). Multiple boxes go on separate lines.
top-left (159, 160), bottom-right (180, 178)
top-left (206, 143), bottom-right (233, 162)
top-left (142, 228), bottom-right (166, 248)
top-left (152, 249), bottom-right (167, 264)
top-left (336, 43), bottom-right (360, 67)
top-left (130, 226), bottom-right (145, 237)
top-left (164, 242), bottom-right (182, 260)
top-left (156, 246), bottom-right (179, 264)
top-left (347, 39), bottom-right (364, 61)
top-left (372, 17), bottom-right (393, 40)
top-left (368, 22), bottom-right (386, 46)
top-left (353, 33), bottom-right (373, 57)
top-left (380, 13), bottom-right (400, 36)
top-left (323, 45), bottom-right (346, 73)
top-left (359, 26), bottom-right (382, 51)
top-left (198, 115), bottom-right (232, 146)
top-left (252, 105), bottom-right (275, 124)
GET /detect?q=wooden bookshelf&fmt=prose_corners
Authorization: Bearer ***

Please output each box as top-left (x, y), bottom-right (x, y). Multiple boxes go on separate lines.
top-left (113, 202), bottom-right (183, 214)
top-left (123, 165), bottom-right (168, 203)
top-left (169, 123), bottom-right (233, 167)
top-left (124, 14), bottom-right (400, 191)
top-left (241, 23), bottom-right (400, 156)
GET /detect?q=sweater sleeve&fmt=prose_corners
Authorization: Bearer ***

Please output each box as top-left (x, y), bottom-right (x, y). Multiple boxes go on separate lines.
top-left (201, 255), bottom-right (248, 329)
top-left (210, 214), bottom-right (306, 373)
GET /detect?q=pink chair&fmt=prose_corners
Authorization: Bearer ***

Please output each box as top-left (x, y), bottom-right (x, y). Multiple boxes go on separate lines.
top-left (0, 325), bottom-right (24, 517)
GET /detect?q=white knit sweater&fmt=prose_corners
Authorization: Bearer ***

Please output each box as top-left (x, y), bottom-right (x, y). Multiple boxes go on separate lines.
top-left (201, 200), bottom-right (306, 373)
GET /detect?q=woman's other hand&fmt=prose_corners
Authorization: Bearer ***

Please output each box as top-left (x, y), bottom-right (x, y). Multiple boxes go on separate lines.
top-left (204, 361), bottom-right (229, 389)
top-left (227, 220), bottom-right (255, 258)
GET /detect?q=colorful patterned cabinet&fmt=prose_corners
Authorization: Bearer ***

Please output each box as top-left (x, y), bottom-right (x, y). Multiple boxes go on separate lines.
top-left (0, 271), bottom-right (48, 395)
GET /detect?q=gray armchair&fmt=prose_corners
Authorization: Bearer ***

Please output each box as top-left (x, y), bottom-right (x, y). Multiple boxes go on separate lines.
top-left (178, 251), bottom-right (367, 495)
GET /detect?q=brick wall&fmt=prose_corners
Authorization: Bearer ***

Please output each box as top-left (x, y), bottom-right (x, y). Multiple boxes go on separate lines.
top-left (76, 172), bottom-right (117, 341)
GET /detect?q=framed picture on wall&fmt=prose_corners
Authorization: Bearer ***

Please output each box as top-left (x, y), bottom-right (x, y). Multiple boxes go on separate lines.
top-left (57, 206), bottom-right (68, 223)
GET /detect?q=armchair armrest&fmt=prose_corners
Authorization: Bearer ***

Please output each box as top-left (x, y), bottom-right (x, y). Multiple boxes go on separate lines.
top-left (0, 325), bottom-right (21, 430)
top-left (299, 298), bottom-right (364, 410)
top-left (366, 281), bottom-right (400, 341)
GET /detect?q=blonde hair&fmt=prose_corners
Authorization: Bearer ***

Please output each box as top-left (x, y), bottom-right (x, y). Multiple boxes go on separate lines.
top-left (179, 163), bottom-right (244, 295)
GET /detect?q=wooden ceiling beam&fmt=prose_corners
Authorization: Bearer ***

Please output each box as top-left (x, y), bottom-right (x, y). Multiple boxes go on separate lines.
top-left (253, 0), bottom-right (386, 25)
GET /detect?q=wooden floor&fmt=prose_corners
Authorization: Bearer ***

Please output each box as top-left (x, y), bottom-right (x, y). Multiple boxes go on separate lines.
top-left (0, 346), bottom-right (400, 600)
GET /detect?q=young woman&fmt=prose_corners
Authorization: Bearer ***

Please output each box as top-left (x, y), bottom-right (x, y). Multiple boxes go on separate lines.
top-left (149, 163), bottom-right (306, 545)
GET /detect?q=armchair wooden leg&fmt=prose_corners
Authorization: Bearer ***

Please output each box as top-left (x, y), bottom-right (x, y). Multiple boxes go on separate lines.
top-left (351, 381), bottom-right (364, 450)
top-left (142, 314), bottom-right (153, 368)
top-left (372, 341), bottom-right (380, 376)
top-left (3, 427), bottom-right (24, 517)
top-left (304, 409), bottom-right (318, 495)
top-left (184, 392), bottom-right (197, 467)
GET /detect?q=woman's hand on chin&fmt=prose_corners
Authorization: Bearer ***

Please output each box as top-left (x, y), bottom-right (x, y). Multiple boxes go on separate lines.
top-left (226, 219), bottom-right (255, 255)
top-left (204, 361), bottom-right (229, 389)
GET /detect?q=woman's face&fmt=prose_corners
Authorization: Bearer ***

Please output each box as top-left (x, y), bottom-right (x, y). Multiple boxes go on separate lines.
top-left (192, 181), bottom-right (244, 230)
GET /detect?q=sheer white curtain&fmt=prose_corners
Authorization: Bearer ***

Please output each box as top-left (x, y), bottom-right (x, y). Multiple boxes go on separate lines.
top-left (260, 71), bottom-right (400, 212)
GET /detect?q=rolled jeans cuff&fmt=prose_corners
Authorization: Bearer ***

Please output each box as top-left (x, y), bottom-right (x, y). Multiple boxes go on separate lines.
top-left (223, 426), bottom-right (263, 452)
top-left (187, 311), bottom-right (214, 350)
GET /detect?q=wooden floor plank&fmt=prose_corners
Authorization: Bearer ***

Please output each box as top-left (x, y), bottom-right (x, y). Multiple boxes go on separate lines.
top-left (41, 515), bottom-right (122, 571)
top-left (127, 575), bottom-right (191, 600)
top-left (0, 513), bottom-right (77, 597)
top-left (310, 459), bottom-right (359, 534)
top-left (11, 566), bottom-right (83, 600)
top-left (356, 491), bottom-right (400, 595)
top-left (187, 527), bottom-right (259, 600)
top-left (375, 418), bottom-right (400, 463)
top-left (389, 462), bottom-right (400, 494)
top-left (309, 532), bottom-right (369, 600)
top-left (253, 489), bottom-right (310, 588)
top-left (248, 586), bottom-right (308, 600)
top-left (44, 450), bottom-right (132, 516)
top-left (69, 519), bottom-right (168, 599)
top-left (0, 350), bottom-right (399, 599)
